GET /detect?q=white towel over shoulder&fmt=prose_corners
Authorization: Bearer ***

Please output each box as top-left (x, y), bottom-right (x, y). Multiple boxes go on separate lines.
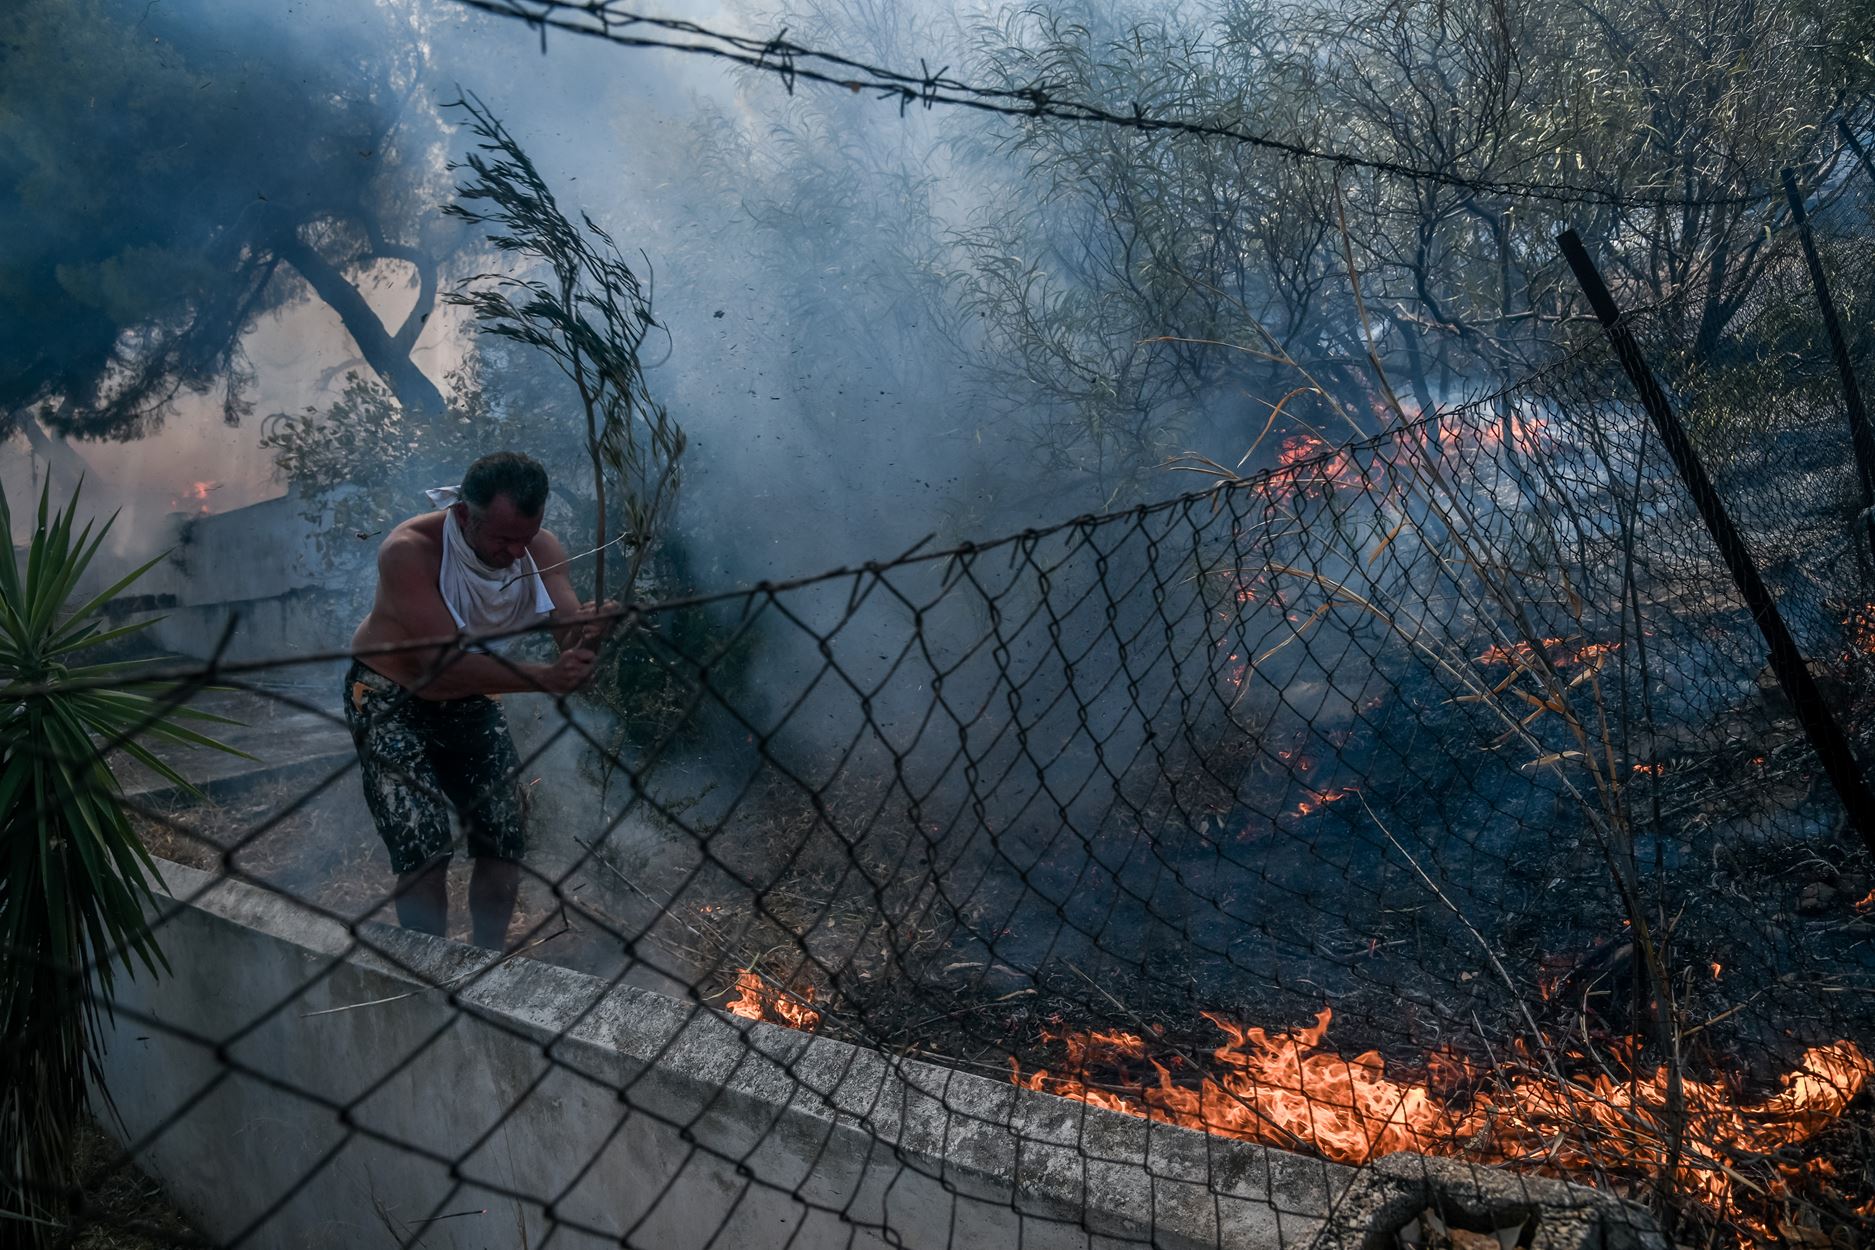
top-left (424, 485), bottom-right (556, 635)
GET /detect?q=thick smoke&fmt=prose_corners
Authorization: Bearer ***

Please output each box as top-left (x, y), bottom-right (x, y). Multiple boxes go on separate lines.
top-left (5, 0), bottom-right (1041, 587)
top-left (0, 0), bottom-right (1421, 993)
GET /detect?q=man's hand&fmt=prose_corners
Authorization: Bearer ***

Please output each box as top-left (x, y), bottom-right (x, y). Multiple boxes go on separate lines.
top-left (537, 647), bottom-right (598, 694)
top-left (574, 599), bottom-right (622, 649)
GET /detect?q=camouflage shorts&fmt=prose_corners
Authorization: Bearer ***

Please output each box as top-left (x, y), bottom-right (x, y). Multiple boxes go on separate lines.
top-left (343, 660), bottom-right (528, 873)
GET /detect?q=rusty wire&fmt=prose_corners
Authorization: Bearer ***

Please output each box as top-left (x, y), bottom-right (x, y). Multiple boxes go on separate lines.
top-left (446, 0), bottom-right (1842, 212)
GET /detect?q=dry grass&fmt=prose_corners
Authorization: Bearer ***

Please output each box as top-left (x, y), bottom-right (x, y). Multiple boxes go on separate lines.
top-left (57, 1117), bottom-right (205, 1248)
top-left (131, 777), bottom-right (392, 922)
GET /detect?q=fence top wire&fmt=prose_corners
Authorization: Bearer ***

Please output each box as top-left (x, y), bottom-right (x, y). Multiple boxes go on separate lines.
top-left (446, 0), bottom-right (1846, 211)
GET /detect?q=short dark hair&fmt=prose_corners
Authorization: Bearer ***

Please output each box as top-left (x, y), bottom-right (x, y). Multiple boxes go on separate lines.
top-left (461, 452), bottom-right (549, 516)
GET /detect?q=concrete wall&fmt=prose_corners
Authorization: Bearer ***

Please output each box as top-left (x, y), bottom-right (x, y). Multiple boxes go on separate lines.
top-left (95, 861), bottom-right (1663, 1250)
top-left (127, 587), bottom-right (358, 667)
top-left (79, 489), bottom-right (373, 664)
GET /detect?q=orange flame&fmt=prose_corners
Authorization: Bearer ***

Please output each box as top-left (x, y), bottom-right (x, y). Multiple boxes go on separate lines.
top-left (724, 969), bottom-right (821, 1031)
top-left (1005, 1008), bottom-right (1871, 1241)
top-left (1476, 412), bottom-right (1552, 458)
top-left (735, 967), bottom-right (1871, 1241)
top-left (1430, 412), bottom-right (1553, 461)
top-left (1011, 1009), bottom-right (1478, 1164)
top-left (1292, 786), bottom-right (1356, 818)
top-left (1263, 434), bottom-right (1366, 499)
top-left (172, 480), bottom-right (221, 514)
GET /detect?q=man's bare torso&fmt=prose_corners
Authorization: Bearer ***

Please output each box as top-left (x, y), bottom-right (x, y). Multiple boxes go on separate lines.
top-left (352, 510), bottom-right (574, 689)
top-left (350, 513), bottom-right (446, 668)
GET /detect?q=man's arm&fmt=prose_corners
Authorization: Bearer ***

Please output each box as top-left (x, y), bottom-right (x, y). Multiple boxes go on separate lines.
top-left (531, 529), bottom-right (618, 653)
top-left (369, 536), bottom-right (593, 700)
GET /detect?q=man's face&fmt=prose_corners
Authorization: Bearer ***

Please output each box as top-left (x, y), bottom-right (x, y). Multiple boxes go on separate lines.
top-left (457, 494), bottom-right (542, 569)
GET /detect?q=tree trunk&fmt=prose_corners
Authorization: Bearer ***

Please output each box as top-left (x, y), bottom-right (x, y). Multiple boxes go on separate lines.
top-left (16, 411), bottom-right (93, 487)
top-left (372, 242), bottom-right (439, 357)
top-left (274, 234), bottom-right (447, 418)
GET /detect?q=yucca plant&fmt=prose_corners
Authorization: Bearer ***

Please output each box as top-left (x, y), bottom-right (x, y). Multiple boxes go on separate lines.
top-left (1, 479), bottom-right (243, 1243)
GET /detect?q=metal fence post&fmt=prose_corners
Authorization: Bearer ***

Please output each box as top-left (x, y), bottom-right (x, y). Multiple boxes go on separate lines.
top-left (1558, 229), bottom-right (1875, 855)
top-left (1781, 167), bottom-right (1875, 511)
top-left (1841, 118), bottom-right (1875, 192)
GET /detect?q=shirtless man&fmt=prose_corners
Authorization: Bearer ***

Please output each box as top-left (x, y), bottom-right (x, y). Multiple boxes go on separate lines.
top-left (345, 451), bottom-right (606, 948)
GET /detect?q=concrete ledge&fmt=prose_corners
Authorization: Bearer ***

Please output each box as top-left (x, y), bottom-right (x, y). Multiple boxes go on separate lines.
top-left (96, 860), bottom-right (1663, 1249)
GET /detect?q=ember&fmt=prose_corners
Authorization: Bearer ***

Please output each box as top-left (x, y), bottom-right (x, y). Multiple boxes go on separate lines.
top-left (1845, 604), bottom-right (1875, 657)
top-left (724, 969), bottom-right (821, 1031)
top-left (1291, 786), bottom-right (1355, 818)
top-left (1475, 636), bottom-right (1618, 670)
top-left (1215, 634), bottom-right (1250, 694)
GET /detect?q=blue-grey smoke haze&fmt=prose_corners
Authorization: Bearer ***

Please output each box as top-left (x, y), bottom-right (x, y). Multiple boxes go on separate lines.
top-left (5, 0), bottom-right (1035, 595)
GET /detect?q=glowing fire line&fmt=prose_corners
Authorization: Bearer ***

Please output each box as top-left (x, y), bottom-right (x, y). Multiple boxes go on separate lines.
top-left (728, 970), bottom-right (1871, 1239)
top-left (1005, 1007), bottom-right (1870, 1241)
top-left (726, 945), bottom-right (1872, 1243)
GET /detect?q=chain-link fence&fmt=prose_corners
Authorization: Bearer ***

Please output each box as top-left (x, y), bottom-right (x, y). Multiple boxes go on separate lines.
top-left (9, 168), bottom-right (1875, 1250)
